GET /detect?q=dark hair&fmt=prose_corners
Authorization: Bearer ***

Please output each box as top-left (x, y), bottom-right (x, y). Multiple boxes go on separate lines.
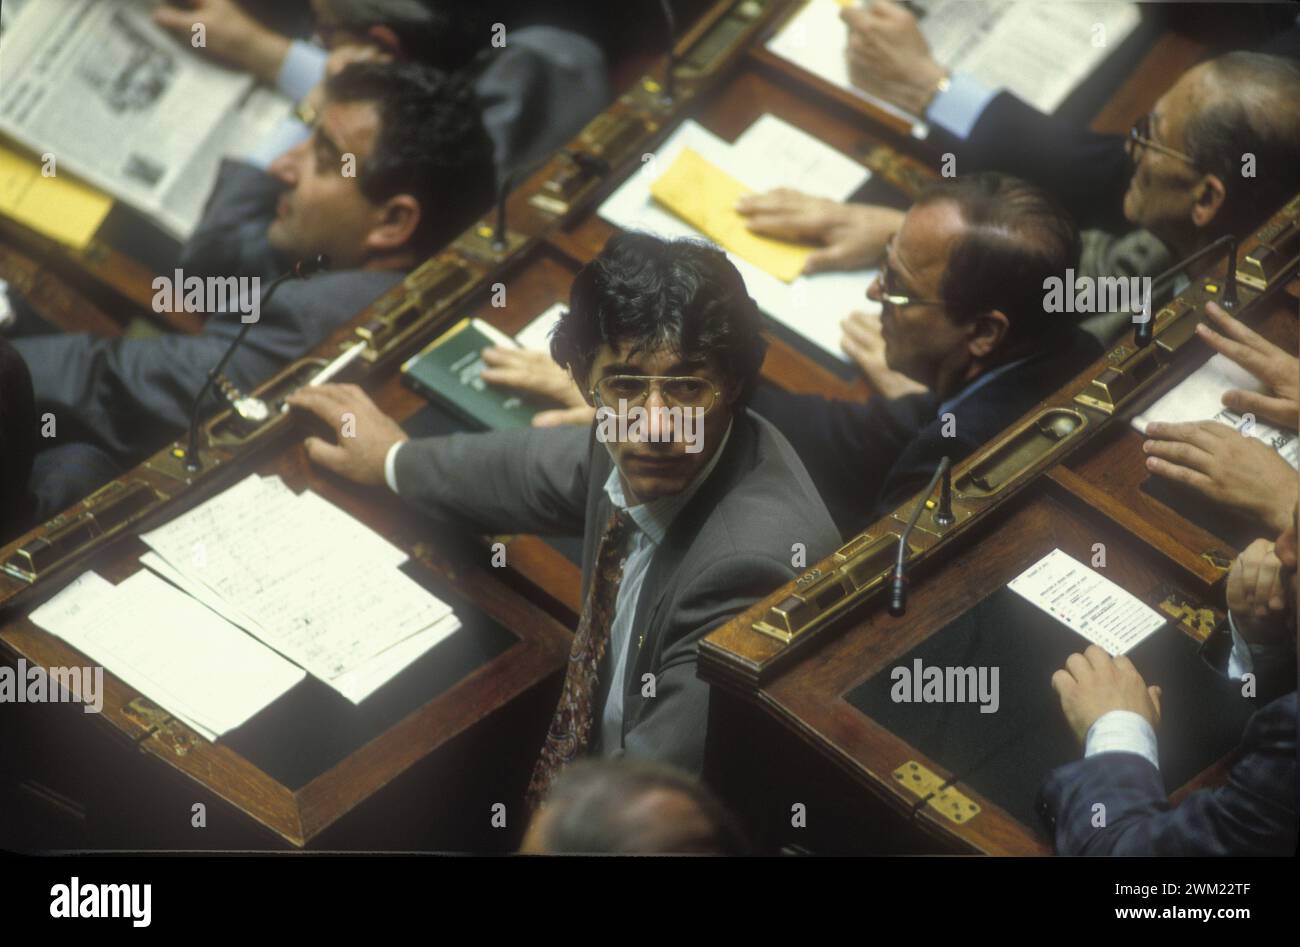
top-left (914, 172), bottom-right (1079, 353)
top-left (325, 61), bottom-right (496, 253)
top-left (550, 233), bottom-right (768, 405)
top-left (0, 339), bottom-right (36, 539)
top-left (317, 1), bottom-right (482, 73)
top-left (1186, 52), bottom-right (1300, 237)
top-left (532, 760), bottom-right (751, 855)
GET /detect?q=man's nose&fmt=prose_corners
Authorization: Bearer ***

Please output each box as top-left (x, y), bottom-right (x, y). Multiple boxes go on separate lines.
top-left (866, 276), bottom-right (883, 301)
top-left (645, 386), bottom-right (675, 440)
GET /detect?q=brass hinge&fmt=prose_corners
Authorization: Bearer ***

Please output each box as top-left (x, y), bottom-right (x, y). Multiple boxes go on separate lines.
top-left (892, 760), bottom-right (980, 825)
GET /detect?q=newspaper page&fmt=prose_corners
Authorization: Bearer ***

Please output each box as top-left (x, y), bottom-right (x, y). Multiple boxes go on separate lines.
top-left (0, 0), bottom-right (291, 239)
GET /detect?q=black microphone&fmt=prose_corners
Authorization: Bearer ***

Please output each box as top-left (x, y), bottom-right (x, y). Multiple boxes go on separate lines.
top-left (658, 0), bottom-right (679, 105)
top-left (1221, 236), bottom-right (1239, 311)
top-left (888, 456), bottom-right (951, 617)
top-left (491, 171), bottom-right (516, 253)
top-left (1134, 233), bottom-right (1236, 348)
top-left (181, 255), bottom-right (330, 472)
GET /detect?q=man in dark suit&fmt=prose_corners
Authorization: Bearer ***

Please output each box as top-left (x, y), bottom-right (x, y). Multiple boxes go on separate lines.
top-left (285, 234), bottom-right (841, 796)
top-left (13, 61), bottom-right (495, 478)
top-left (1039, 509), bottom-right (1298, 856)
top-left (750, 173), bottom-right (1100, 538)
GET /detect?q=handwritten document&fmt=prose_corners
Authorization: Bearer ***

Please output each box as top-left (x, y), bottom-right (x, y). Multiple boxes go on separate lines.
top-left (29, 570), bottom-right (305, 740)
top-left (1008, 549), bottom-right (1167, 655)
top-left (139, 475), bottom-right (461, 702)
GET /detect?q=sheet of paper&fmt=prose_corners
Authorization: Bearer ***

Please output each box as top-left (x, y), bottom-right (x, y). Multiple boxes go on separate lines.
top-left (514, 302), bottom-right (567, 353)
top-left (0, 142), bottom-right (113, 248)
top-left (139, 475), bottom-right (458, 697)
top-left (651, 148), bottom-right (811, 282)
top-left (1132, 352), bottom-right (1299, 469)
top-left (768, 0), bottom-right (1140, 132)
top-left (331, 612), bottom-right (462, 704)
top-left (599, 116), bottom-right (878, 361)
top-left (29, 570), bottom-right (305, 740)
top-left (1008, 548), bottom-right (1167, 655)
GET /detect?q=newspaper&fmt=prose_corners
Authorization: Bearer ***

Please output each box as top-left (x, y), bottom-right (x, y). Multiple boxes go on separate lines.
top-left (768, 0), bottom-right (1141, 137)
top-left (0, 0), bottom-right (292, 240)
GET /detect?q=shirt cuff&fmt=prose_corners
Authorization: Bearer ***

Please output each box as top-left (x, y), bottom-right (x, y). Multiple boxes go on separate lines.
top-left (1084, 710), bottom-right (1160, 771)
top-left (384, 441), bottom-right (405, 494)
top-left (243, 115), bottom-right (311, 169)
top-left (277, 40), bottom-right (328, 102)
top-left (924, 71), bottom-right (997, 141)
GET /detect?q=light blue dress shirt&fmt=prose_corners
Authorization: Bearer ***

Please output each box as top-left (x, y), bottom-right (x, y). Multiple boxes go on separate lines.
top-left (596, 423), bottom-right (732, 756)
top-left (925, 72), bottom-right (999, 140)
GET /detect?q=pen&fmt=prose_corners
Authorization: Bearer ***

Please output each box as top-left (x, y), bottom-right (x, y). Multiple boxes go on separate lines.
top-left (280, 340), bottom-right (369, 412)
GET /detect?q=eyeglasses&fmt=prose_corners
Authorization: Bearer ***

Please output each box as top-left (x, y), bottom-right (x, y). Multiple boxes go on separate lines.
top-left (591, 375), bottom-right (721, 415)
top-left (873, 241), bottom-right (946, 310)
top-left (1128, 112), bottom-right (1197, 167)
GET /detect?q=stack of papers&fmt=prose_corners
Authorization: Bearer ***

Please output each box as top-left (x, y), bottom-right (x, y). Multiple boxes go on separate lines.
top-left (600, 114), bottom-right (878, 361)
top-left (30, 474), bottom-right (464, 741)
top-left (30, 570), bottom-right (304, 741)
top-left (137, 475), bottom-right (462, 704)
top-left (1133, 352), bottom-right (1299, 469)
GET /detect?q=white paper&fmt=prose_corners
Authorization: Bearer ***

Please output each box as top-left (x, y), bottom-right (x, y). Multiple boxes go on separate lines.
top-left (514, 302), bottom-right (568, 353)
top-left (599, 116), bottom-right (878, 361)
top-left (29, 570), bottom-right (305, 740)
top-left (1132, 352), bottom-right (1299, 469)
top-left (139, 475), bottom-right (460, 699)
top-left (1008, 548), bottom-right (1167, 655)
top-left (768, 0), bottom-right (1141, 133)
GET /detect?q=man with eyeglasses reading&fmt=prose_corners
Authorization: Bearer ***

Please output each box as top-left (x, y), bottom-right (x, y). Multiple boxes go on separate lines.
top-left (285, 233), bottom-right (840, 800)
top-left (749, 173), bottom-right (1102, 538)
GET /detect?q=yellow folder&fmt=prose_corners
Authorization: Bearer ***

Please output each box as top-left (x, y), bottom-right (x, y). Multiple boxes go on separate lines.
top-left (0, 143), bottom-right (112, 250)
top-left (649, 147), bottom-right (812, 283)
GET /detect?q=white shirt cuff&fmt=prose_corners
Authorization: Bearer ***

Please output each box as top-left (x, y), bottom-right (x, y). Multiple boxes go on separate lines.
top-left (1084, 709), bottom-right (1160, 771)
top-left (924, 71), bottom-right (998, 140)
top-left (384, 441), bottom-right (404, 494)
top-left (277, 40), bottom-right (328, 102)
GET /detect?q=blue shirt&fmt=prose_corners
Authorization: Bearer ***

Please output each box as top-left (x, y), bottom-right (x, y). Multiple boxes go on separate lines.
top-left (596, 423), bottom-right (732, 756)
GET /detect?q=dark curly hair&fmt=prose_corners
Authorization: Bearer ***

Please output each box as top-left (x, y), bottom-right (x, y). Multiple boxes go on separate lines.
top-left (326, 61), bottom-right (496, 253)
top-left (550, 233), bottom-right (768, 405)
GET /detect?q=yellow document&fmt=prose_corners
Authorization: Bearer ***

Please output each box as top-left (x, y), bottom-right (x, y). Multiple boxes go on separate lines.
top-left (649, 147), bottom-right (811, 283)
top-left (0, 143), bottom-right (112, 249)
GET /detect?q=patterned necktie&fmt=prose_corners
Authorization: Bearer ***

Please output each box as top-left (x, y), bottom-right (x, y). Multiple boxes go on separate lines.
top-left (526, 507), bottom-right (634, 810)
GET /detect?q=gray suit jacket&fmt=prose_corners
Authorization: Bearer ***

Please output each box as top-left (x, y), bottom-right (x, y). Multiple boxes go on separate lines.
top-left (393, 409), bottom-right (840, 775)
top-left (15, 159), bottom-right (403, 468)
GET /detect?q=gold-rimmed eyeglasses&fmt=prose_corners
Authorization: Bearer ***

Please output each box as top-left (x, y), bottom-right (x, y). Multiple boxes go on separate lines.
top-left (872, 240), bottom-right (946, 309)
top-left (1128, 112), bottom-right (1197, 167)
top-left (591, 375), bottom-right (721, 416)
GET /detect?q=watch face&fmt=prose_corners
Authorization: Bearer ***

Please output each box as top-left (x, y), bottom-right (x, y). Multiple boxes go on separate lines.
top-left (234, 396), bottom-right (270, 423)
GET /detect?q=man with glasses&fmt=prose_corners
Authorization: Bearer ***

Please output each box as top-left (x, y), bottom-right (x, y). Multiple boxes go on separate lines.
top-left (284, 233), bottom-right (840, 792)
top-left (739, 50), bottom-right (1300, 355)
top-left (748, 173), bottom-right (1101, 538)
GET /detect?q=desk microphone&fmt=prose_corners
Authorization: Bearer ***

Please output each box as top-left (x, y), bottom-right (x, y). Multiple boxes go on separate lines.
top-left (181, 254), bottom-right (330, 472)
top-left (491, 171), bottom-right (517, 253)
top-left (889, 456), bottom-right (951, 618)
top-left (1133, 233), bottom-right (1237, 348)
top-left (658, 0), bottom-right (679, 104)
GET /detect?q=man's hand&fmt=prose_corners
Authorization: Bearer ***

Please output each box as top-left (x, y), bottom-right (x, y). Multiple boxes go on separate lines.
top-left (1052, 645), bottom-right (1163, 745)
top-left (840, 310), bottom-right (928, 398)
top-left (1142, 420), bottom-right (1298, 533)
top-left (842, 0), bottom-right (947, 115)
top-left (1227, 538), bottom-right (1292, 647)
top-left (1196, 301), bottom-right (1299, 431)
top-left (479, 347), bottom-right (596, 428)
top-left (735, 190), bottom-right (902, 274)
top-left (284, 384), bottom-right (408, 488)
top-left (153, 0), bottom-right (290, 85)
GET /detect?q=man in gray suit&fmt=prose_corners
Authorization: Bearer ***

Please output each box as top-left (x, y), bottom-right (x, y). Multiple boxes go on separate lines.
top-left (14, 61), bottom-right (495, 481)
top-left (286, 234), bottom-right (840, 793)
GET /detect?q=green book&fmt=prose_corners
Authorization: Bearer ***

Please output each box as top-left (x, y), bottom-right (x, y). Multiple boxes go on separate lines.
top-left (401, 318), bottom-right (541, 429)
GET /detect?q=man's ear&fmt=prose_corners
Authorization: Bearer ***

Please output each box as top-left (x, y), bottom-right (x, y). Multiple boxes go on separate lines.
top-left (1190, 173), bottom-right (1228, 229)
top-left (968, 310), bottom-right (1010, 360)
top-left (365, 194), bottom-right (421, 255)
top-left (365, 24), bottom-right (403, 58)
